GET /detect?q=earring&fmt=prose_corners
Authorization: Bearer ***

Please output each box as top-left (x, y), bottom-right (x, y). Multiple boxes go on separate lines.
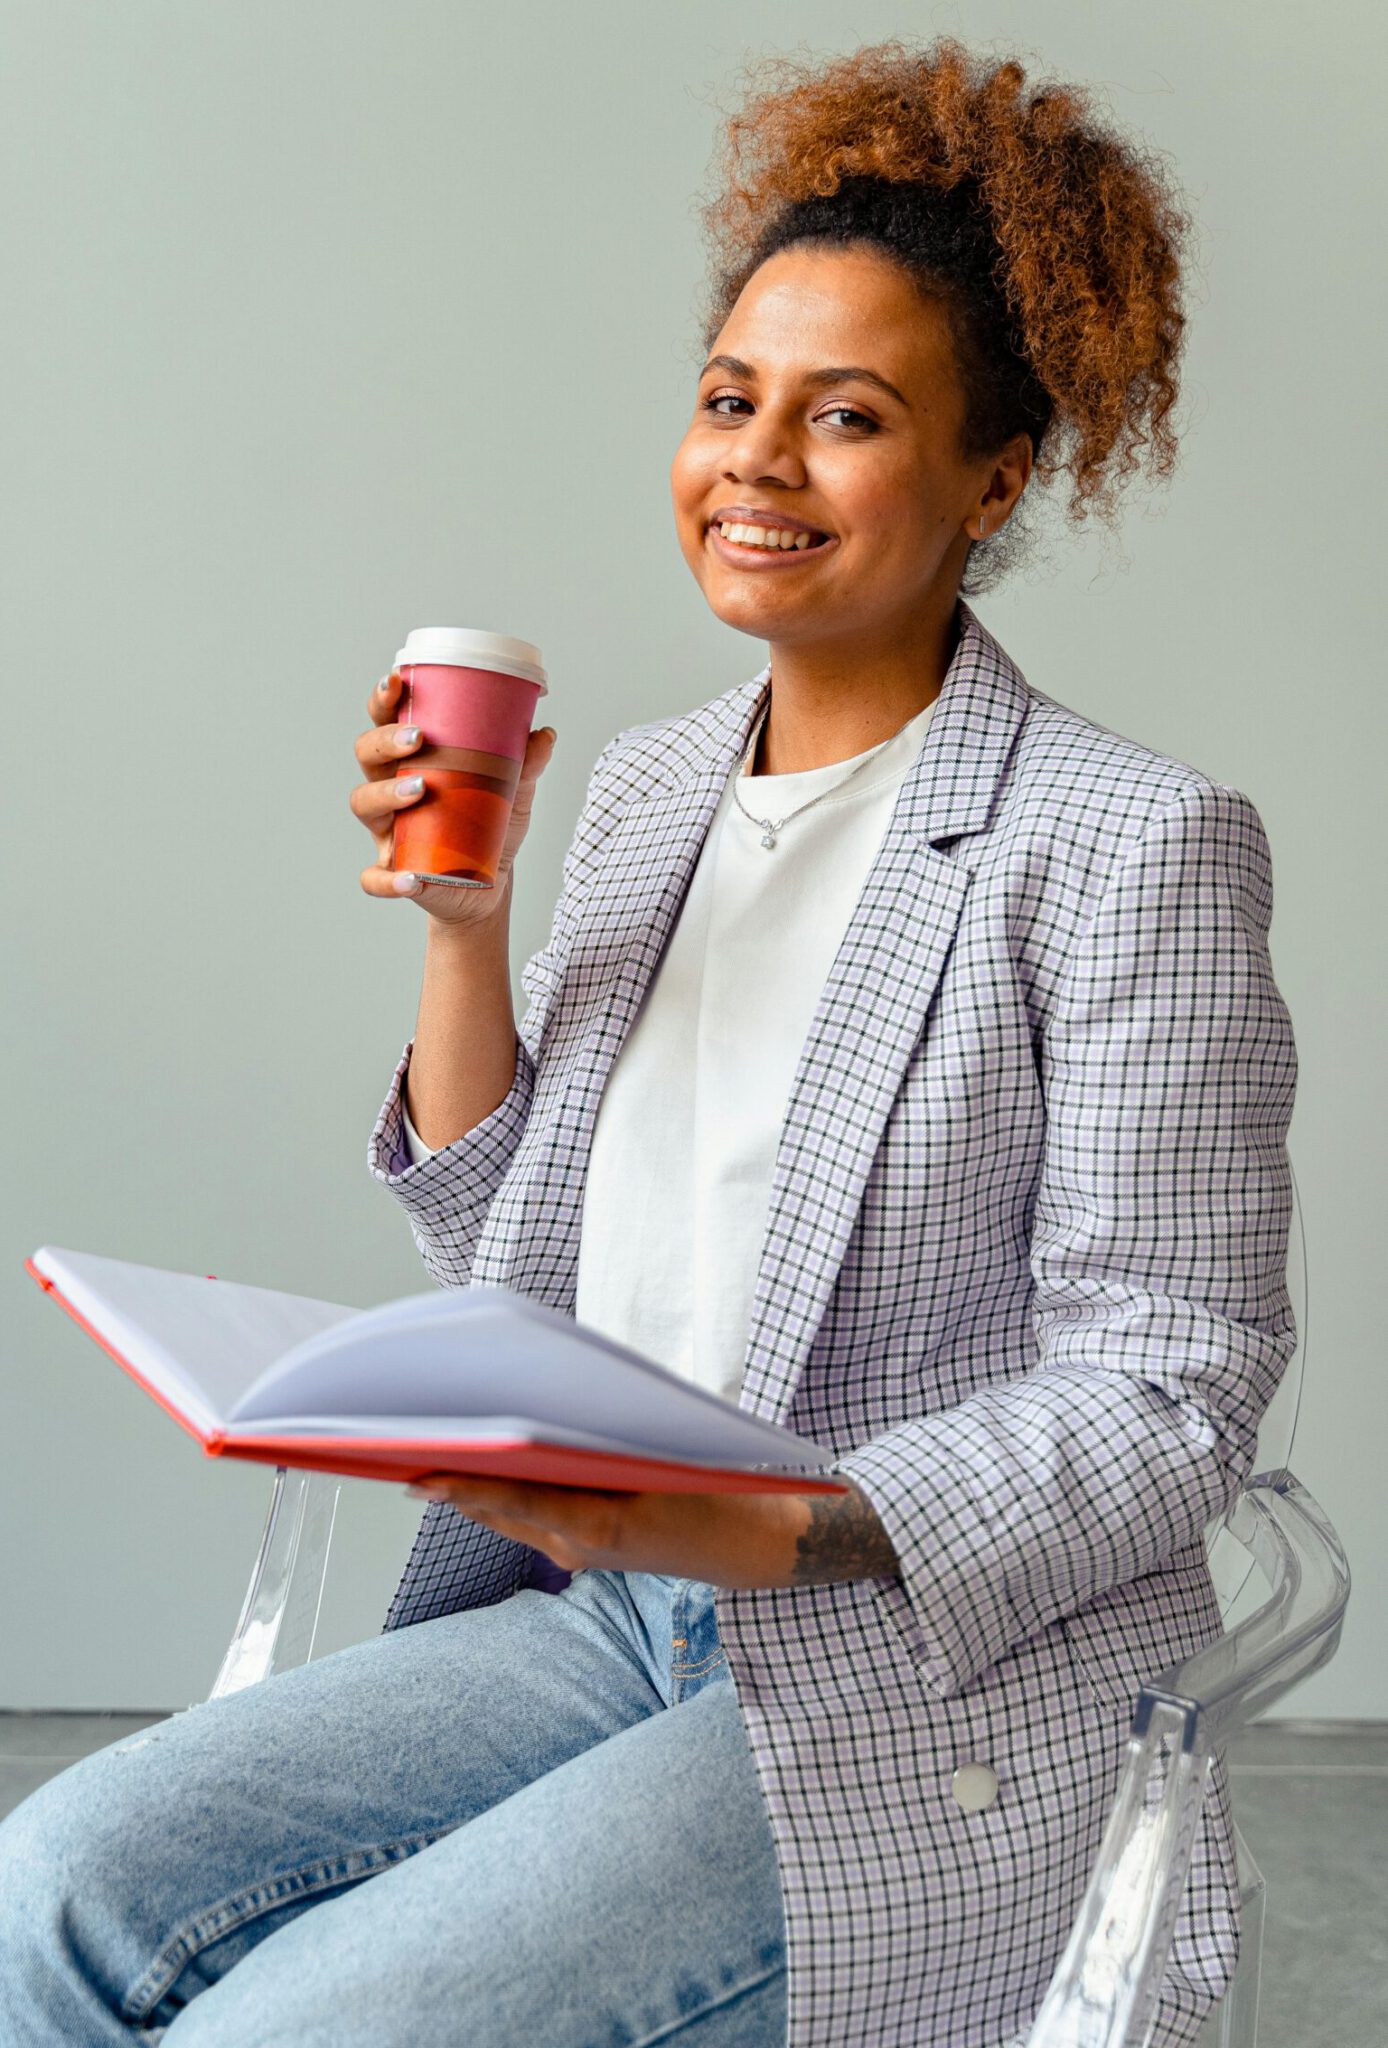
top-left (978, 513), bottom-right (987, 538)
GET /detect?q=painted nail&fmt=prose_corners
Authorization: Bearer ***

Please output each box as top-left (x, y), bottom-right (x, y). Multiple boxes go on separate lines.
top-left (392, 871), bottom-right (421, 895)
top-left (398, 727), bottom-right (421, 748)
top-left (398, 775), bottom-right (424, 795)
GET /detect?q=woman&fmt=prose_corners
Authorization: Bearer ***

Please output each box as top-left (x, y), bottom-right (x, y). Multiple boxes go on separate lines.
top-left (0, 36), bottom-right (1296, 2048)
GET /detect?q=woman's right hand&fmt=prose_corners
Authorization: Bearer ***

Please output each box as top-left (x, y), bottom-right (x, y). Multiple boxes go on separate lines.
top-left (352, 669), bottom-right (558, 927)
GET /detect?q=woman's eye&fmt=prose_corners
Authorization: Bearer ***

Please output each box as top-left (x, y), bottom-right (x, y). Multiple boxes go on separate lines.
top-left (699, 394), bottom-right (877, 432)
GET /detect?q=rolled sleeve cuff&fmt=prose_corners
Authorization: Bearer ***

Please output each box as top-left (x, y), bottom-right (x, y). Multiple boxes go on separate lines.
top-left (367, 1033), bottom-right (536, 1255)
top-left (834, 1425), bottom-right (1006, 1699)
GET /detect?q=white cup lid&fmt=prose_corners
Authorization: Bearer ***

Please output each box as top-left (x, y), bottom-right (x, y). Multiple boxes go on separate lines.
top-left (394, 626), bottom-right (548, 695)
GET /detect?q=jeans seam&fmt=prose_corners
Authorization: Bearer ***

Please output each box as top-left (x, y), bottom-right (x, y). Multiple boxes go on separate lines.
top-left (625, 1955), bottom-right (785, 2047)
top-left (669, 1649), bottom-right (726, 1679)
top-left (120, 1828), bottom-right (455, 2021)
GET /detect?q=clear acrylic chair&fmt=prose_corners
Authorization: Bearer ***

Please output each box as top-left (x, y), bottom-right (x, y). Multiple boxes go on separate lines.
top-left (208, 1157), bottom-right (1350, 2048)
top-left (1019, 1154), bottom-right (1352, 2046)
top-left (1023, 1467), bottom-right (1349, 2048)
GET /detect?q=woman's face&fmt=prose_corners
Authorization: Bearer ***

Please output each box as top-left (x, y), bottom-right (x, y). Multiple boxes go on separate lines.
top-left (670, 243), bottom-right (1024, 657)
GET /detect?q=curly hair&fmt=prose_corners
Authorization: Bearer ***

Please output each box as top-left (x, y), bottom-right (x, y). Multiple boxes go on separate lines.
top-left (694, 38), bottom-right (1194, 591)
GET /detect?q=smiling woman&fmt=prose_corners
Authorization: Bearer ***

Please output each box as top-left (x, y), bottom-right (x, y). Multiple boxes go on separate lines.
top-left (0, 33), bottom-right (1299, 2048)
top-left (672, 247), bottom-right (1023, 771)
top-left (669, 35), bottom-right (1190, 773)
top-left (693, 37), bottom-right (1188, 570)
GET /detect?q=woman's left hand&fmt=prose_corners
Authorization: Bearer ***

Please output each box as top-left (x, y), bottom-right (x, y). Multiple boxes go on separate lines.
top-left (403, 1475), bottom-right (901, 1589)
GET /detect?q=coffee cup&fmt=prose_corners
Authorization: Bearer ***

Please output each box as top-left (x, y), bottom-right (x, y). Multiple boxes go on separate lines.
top-left (389, 627), bottom-right (549, 889)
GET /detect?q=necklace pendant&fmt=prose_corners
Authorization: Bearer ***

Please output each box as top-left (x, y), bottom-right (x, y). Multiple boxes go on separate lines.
top-left (760, 824), bottom-right (778, 849)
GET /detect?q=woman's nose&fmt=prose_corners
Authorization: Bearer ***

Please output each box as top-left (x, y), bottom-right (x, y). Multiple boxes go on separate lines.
top-left (724, 430), bottom-right (806, 488)
top-left (720, 401), bottom-right (807, 481)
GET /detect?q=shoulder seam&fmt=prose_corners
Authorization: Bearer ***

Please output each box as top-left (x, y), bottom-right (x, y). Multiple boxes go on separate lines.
top-left (1049, 778), bottom-right (1259, 1019)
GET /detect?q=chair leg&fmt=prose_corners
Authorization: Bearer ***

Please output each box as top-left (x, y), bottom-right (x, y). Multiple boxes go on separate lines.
top-left (1193, 1823), bottom-right (1264, 2048)
top-left (207, 1467), bottom-right (340, 1699)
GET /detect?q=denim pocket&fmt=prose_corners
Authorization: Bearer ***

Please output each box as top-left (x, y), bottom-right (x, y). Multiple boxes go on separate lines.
top-left (125, 1831), bottom-right (454, 2023)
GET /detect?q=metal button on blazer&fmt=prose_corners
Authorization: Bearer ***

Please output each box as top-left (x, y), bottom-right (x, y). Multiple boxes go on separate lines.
top-left (951, 1762), bottom-right (999, 1812)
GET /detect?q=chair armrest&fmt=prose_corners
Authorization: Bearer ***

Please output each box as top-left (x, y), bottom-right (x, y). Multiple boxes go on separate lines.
top-left (1141, 1472), bottom-right (1350, 1748)
top-left (1024, 1470), bottom-right (1350, 2048)
top-left (208, 1468), bottom-right (342, 1700)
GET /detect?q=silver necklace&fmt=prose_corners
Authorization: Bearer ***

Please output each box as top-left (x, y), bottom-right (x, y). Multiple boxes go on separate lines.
top-left (730, 702), bottom-right (887, 850)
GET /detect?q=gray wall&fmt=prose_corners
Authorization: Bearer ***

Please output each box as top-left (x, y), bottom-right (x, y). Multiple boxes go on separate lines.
top-left (3, 0), bottom-right (1382, 1714)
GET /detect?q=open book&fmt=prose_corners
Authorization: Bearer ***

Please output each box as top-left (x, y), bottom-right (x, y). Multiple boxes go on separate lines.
top-left (25, 1247), bottom-right (849, 1496)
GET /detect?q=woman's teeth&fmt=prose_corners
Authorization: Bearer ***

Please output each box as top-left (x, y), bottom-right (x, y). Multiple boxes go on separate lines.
top-left (715, 522), bottom-right (824, 550)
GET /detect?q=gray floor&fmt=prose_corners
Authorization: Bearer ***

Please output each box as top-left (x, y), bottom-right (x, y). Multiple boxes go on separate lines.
top-left (0, 1713), bottom-right (1383, 2043)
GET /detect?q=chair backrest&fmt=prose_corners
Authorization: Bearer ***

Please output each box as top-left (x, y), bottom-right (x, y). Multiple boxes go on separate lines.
top-left (1250, 1148), bottom-right (1307, 1478)
top-left (1207, 1149), bottom-right (1306, 1616)
top-left (1025, 1468), bottom-right (1351, 2048)
top-left (1026, 1152), bottom-right (1346, 2048)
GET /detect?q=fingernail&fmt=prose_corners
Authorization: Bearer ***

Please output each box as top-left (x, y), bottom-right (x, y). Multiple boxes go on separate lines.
top-left (398, 727), bottom-right (421, 748)
top-left (377, 675), bottom-right (392, 694)
top-left (398, 775), bottom-right (424, 795)
top-left (392, 871), bottom-right (421, 895)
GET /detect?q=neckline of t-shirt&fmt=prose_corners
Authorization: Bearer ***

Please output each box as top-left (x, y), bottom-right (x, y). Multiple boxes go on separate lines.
top-left (737, 694), bottom-right (937, 806)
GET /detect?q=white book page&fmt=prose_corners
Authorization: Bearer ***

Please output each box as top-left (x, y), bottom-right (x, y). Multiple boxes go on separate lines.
top-left (30, 1247), bottom-right (360, 1438)
top-left (227, 1414), bottom-right (698, 1456)
top-left (225, 1413), bottom-right (811, 1467)
top-left (230, 1284), bottom-right (834, 1469)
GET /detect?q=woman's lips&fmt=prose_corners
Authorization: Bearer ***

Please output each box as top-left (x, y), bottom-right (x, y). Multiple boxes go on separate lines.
top-left (706, 524), bottom-right (838, 570)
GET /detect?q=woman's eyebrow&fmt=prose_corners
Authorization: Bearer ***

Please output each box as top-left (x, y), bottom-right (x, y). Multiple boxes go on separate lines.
top-left (699, 353), bottom-right (910, 410)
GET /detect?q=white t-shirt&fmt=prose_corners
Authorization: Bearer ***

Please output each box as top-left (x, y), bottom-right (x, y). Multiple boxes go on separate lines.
top-left (401, 693), bottom-right (938, 1403)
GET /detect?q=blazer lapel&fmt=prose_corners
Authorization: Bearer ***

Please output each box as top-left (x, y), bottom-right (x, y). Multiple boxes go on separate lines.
top-left (739, 606), bottom-right (1030, 1423)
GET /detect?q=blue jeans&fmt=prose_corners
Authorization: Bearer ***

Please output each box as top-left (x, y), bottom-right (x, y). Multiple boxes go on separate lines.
top-left (0, 1569), bottom-right (788, 2045)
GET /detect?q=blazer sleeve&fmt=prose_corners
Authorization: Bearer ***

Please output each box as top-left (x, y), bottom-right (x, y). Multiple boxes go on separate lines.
top-left (836, 779), bottom-right (1300, 1699)
top-left (366, 734), bottom-right (625, 1290)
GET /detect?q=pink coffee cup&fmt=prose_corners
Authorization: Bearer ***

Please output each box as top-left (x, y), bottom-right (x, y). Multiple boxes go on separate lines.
top-left (389, 626), bottom-right (549, 890)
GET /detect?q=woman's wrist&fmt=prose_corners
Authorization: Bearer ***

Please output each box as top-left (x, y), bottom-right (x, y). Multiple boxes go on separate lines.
top-left (423, 883), bottom-right (512, 956)
top-left (407, 886), bottom-right (518, 1148)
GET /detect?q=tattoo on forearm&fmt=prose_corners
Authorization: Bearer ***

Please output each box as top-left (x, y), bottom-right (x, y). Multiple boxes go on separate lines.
top-left (793, 1482), bottom-right (901, 1585)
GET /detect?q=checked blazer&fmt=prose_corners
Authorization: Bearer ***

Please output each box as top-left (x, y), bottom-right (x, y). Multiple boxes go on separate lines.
top-left (367, 601), bottom-right (1298, 2048)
